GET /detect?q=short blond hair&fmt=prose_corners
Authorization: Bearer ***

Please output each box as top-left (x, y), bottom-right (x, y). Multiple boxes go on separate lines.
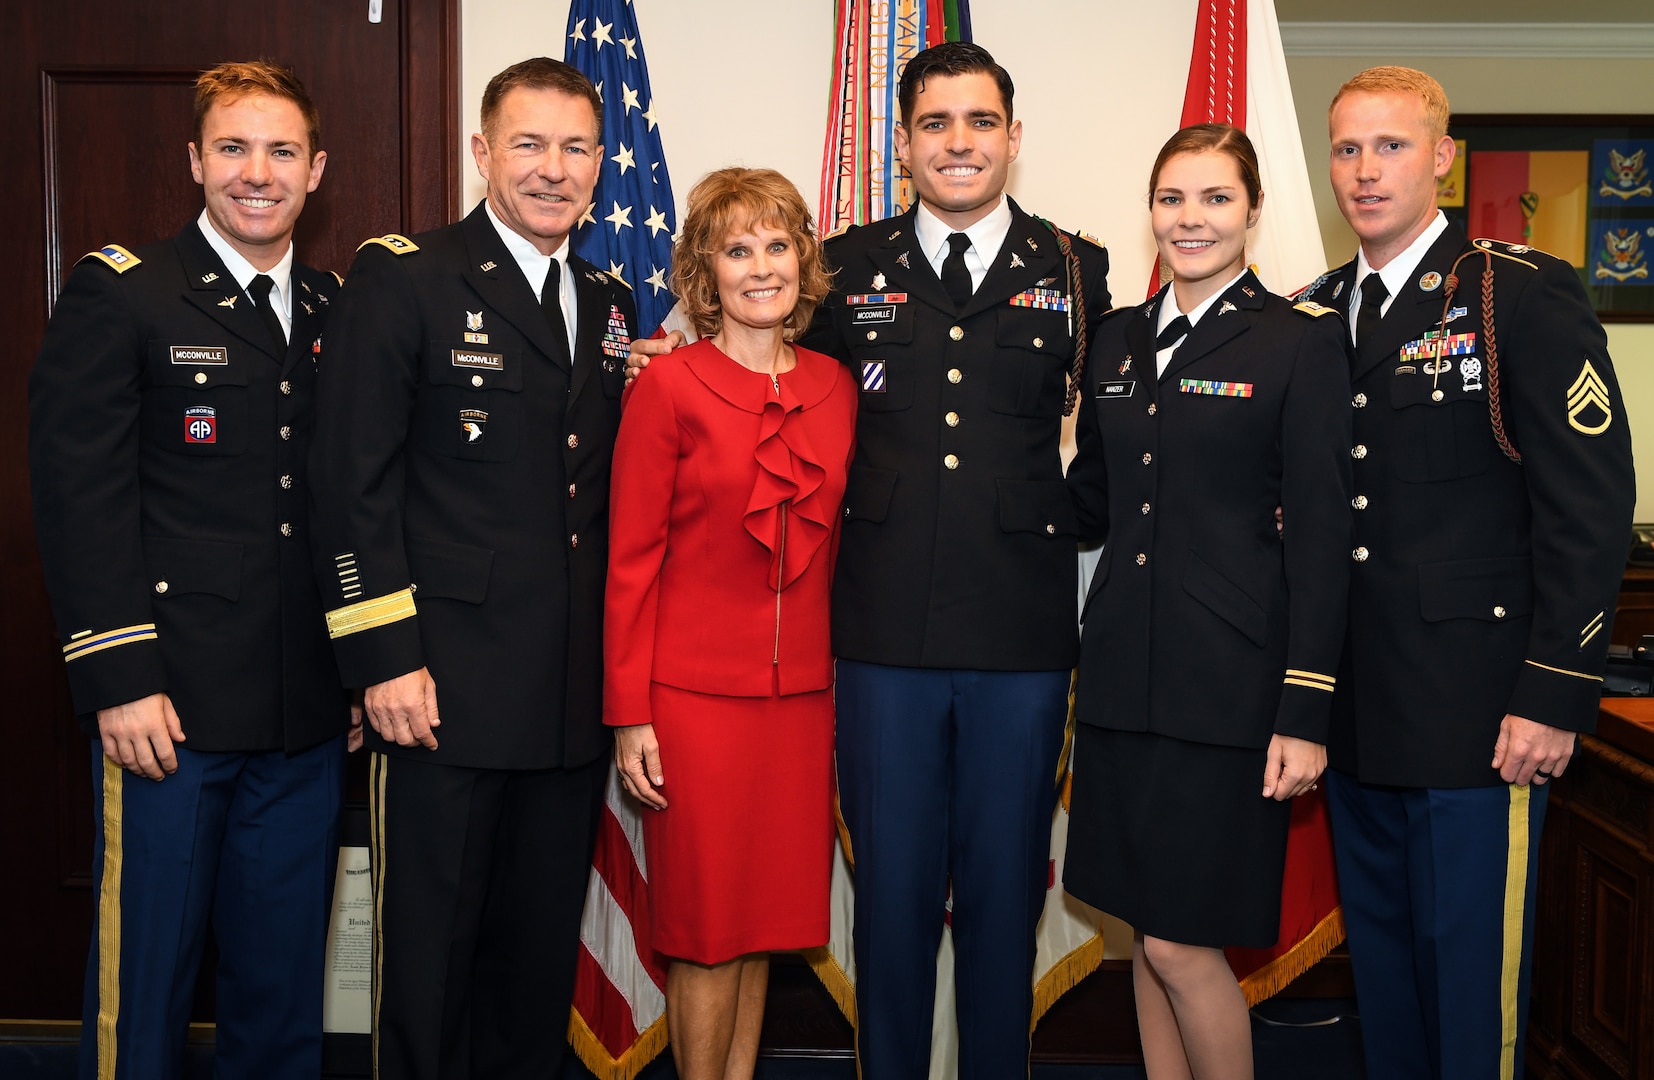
top-left (1330, 66), bottom-right (1450, 141)
top-left (670, 168), bottom-right (832, 340)
top-left (194, 61), bottom-right (321, 156)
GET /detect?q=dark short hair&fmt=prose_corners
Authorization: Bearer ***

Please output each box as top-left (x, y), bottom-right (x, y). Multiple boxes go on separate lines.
top-left (897, 41), bottom-right (1014, 124)
top-left (194, 60), bottom-right (321, 157)
top-left (670, 168), bottom-right (832, 340)
top-left (1148, 123), bottom-right (1263, 209)
top-left (480, 57), bottom-right (602, 143)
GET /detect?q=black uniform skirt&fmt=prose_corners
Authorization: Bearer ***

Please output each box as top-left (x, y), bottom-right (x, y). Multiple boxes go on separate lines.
top-left (1064, 724), bottom-right (1291, 949)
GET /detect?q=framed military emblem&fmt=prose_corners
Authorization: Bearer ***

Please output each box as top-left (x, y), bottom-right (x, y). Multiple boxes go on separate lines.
top-left (1439, 114), bottom-right (1654, 322)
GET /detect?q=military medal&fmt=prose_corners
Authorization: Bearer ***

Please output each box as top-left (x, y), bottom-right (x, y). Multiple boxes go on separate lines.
top-left (1418, 271), bottom-right (1443, 292)
top-left (464, 310), bottom-right (488, 345)
top-left (872, 272), bottom-right (887, 291)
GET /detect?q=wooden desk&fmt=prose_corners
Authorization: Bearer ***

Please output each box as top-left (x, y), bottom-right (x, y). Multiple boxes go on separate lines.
top-left (1527, 698), bottom-right (1654, 1079)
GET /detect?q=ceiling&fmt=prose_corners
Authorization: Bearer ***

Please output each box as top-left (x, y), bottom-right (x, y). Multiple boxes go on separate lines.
top-left (1273, 0), bottom-right (1652, 21)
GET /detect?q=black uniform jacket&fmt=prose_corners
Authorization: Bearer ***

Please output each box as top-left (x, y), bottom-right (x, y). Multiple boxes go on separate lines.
top-left (801, 199), bottom-right (1111, 671)
top-left (1299, 223), bottom-right (1636, 787)
top-left (29, 222), bottom-right (348, 753)
top-left (1067, 273), bottom-right (1353, 749)
top-left (308, 203), bottom-right (635, 771)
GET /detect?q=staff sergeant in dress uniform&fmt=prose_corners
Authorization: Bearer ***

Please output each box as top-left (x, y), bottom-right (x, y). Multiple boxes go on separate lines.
top-left (28, 61), bottom-right (348, 1080)
top-left (1297, 66), bottom-right (1637, 1080)
top-left (306, 57), bottom-right (635, 1079)
top-left (636, 41), bottom-right (1110, 1078)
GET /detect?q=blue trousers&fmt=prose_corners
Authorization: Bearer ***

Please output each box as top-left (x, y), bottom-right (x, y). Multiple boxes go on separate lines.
top-left (835, 660), bottom-right (1069, 1080)
top-left (79, 737), bottom-right (344, 1080)
top-left (1326, 770), bottom-right (1548, 1080)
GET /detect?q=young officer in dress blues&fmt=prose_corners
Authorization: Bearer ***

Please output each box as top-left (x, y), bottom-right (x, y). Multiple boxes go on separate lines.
top-left (803, 43), bottom-right (1110, 1079)
top-left (1300, 66), bottom-right (1636, 1080)
top-left (28, 62), bottom-right (347, 1080)
top-left (306, 58), bottom-right (635, 1079)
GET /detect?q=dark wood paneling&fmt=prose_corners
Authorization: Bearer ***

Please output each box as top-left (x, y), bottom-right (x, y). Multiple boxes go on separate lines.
top-left (1, 0), bottom-right (458, 1021)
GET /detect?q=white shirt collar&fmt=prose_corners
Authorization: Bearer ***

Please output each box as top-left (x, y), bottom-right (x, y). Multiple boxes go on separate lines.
top-left (913, 194), bottom-right (1013, 281)
top-left (196, 209), bottom-right (294, 319)
top-left (484, 198), bottom-right (570, 300)
top-left (1156, 268), bottom-right (1250, 334)
top-left (1355, 210), bottom-right (1449, 305)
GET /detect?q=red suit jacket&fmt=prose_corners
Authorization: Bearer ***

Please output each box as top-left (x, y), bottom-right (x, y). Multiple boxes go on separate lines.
top-left (605, 339), bottom-right (858, 725)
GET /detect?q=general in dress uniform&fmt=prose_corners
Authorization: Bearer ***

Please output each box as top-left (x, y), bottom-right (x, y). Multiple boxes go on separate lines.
top-left (1309, 66), bottom-right (1636, 1080)
top-left (306, 59), bottom-right (635, 1079)
top-left (28, 63), bottom-right (347, 1080)
top-left (797, 42), bottom-right (1110, 1080)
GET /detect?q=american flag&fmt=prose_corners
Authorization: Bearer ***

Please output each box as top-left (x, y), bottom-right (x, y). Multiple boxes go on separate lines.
top-left (564, 4), bottom-right (676, 1076)
top-left (566, 0), bottom-right (678, 338)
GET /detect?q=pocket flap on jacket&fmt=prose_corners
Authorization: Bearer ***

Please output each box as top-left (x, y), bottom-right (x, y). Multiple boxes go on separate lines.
top-left (1183, 549), bottom-right (1268, 646)
top-left (1418, 556), bottom-right (1532, 623)
top-left (143, 536), bottom-right (244, 600)
top-left (997, 478), bottom-right (1079, 537)
top-left (407, 535), bottom-right (494, 604)
top-left (843, 465), bottom-right (898, 525)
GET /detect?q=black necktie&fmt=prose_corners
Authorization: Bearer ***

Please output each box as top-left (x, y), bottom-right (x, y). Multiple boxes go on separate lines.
top-left (1356, 273), bottom-right (1388, 351)
top-left (247, 274), bottom-right (286, 353)
top-left (941, 232), bottom-right (973, 309)
top-left (1156, 314), bottom-right (1191, 351)
top-left (541, 260), bottom-right (571, 364)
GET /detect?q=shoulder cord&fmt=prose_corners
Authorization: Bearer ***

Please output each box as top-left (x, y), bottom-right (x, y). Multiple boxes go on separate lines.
top-left (1441, 249), bottom-right (1520, 464)
top-left (1038, 219), bottom-right (1088, 417)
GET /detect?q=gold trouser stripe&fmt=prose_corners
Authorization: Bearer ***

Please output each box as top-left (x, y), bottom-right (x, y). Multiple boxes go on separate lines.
top-left (97, 756), bottom-right (124, 1080)
top-left (1500, 783), bottom-right (1531, 1080)
top-left (326, 589), bottom-right (417, 640)
top-left (370, 753), bottom-right (388, 1078)
top-left (1523, 659), bottom-right (1602, 682)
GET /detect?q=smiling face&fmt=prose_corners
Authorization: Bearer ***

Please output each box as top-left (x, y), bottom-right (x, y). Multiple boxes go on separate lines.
top-left (1152, 149), bottom-right (1260, 310)
top-left (1328, 89), bottom-right (1455, 269)
top-left (188, 93), bottom-right (326, 270)
top-left (894, 71), bottom-right (1021, 231)
top-left (471, 86), bottom-right (601, 255)
top-left (712, 220), bottom-right (800, 335)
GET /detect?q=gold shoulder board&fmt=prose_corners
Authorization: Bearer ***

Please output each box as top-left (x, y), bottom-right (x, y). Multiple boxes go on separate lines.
top-left (1472, 238), bottom-right (1540, 269)
top-left (356, 233), bottom-right (420, 255)
top-left (605, 270), bottom-right (633, 291)
top-left (826, 223), bottom-right (855, 240)
top-left (81, 244), bottom-right (142, 273)
top-left (1074, 229), bottom-right (1106, 250)
top-left (1294, 301), bottom-right (1337, 317)
top-left (329, 270), bottom-right (344, 287)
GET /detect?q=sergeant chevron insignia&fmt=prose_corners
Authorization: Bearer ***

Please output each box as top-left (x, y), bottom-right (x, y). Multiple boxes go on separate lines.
top-left (1567, 359), bottom-right (1613, 435)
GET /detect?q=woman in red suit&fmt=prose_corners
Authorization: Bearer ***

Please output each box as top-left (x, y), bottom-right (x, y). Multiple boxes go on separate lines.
top-left (605, 167), bottom-right (857, 1080)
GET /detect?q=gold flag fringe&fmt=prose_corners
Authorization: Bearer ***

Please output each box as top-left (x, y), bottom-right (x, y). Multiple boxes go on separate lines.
top-left (567, 1007), bottom-right (669, 1080)
top-left (803, 944), bottom-right (859, 1025)
top-left (1030, 928), bottom-right (1107, 1031)
top-left (1238, 906), bottom-right (1346, 1008)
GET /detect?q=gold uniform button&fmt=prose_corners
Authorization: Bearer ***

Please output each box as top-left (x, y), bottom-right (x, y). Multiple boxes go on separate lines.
top-left (471, 374), bottom-right (484, 387)
top-left (154, 581), bottom-right (169, 594)
top-left (568, 484), bottom-right (577, 498)
top-left (945, 412), bottom-right (960, 427)
top-left (1135, 553), bottom-right (1147, 566)
top-left (1032, 337), bottom-right (1044, 348)
top-left (279, 523), bottom-right (293, 538)
top-left (279, 426), bottom-right (292, 440)
top-left (866, 330), bottom-right (878, 341)
top-left (1142, 452), bottom-right (1152, 465)
top-left (1493, 605), bottom-right (1507, 618)
top-left (949, 326), bottom-right (964, 341)
top-left (947, 369), bottom-right (962, 384)
top-left (1141, 503), bottom-right (1151, 515)
top-left (1431, 389), bottom-right (1444, 402)
top-left (1045, 524), bottom-right (1056, 535)
top-left (1353, 393), bottom-right (1368, 408)
top-left (280, 475), bottom-right (293, 490)
top-left (194, 371), bottom-right (208, 385)
top-left (570, 534), bottom-right (580, 548)
top-left (567, 434), bottom-right (580, 449)
top-left (280, 381), bottom-right (293, 395)
top-left (1352, 495), bottom-right (1368, 510)
top-left (944, 454), bottom-right (960, 470)
top-left (1352, 546), bottom-right (1370, 562)
top-left (1351, 444), bottom-right (1367, 459)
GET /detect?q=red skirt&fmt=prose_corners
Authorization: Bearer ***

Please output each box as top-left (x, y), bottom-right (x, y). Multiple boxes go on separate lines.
top-left (642, 680), bottom-right (834, 964)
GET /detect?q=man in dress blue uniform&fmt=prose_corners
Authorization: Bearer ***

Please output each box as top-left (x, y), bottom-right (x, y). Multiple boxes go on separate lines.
top-left (29, 62), bottom-right (348, 1080)
top-left (307, 58), bottom-right (635, 1079)
top-left (1300, 66), bottom-right (1636, 1079)
top-left (636, 42), bottom-right (1110, 1078)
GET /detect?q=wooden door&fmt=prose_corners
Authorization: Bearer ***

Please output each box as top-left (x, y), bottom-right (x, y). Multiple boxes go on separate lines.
top-left (0, 0), bottom-right (458, 1019)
